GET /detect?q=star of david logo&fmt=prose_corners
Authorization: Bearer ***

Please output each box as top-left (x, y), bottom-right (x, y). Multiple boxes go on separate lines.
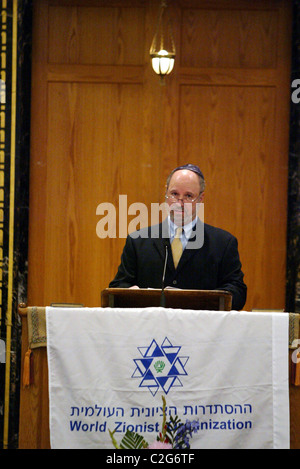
top-left (131, 337), bottom-right (189, 396)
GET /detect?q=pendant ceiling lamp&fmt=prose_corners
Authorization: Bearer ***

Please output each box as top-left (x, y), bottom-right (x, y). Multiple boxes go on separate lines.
top-left (150, 0), bottom-right (176, 80)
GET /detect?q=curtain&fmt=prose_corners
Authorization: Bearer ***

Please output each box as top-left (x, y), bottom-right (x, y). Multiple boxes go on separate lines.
top-left (286, 0), bottom-right (300, 314)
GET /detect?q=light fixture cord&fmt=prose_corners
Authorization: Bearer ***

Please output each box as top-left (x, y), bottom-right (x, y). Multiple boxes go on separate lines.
top-left (150, 0), bottom-right (175, 55)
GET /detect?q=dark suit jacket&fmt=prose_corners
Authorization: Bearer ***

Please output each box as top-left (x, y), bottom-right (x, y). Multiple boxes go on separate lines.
top-left (109, 220), bottom-right (247, 310)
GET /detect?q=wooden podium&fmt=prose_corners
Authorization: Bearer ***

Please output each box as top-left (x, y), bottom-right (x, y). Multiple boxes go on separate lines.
top-left (101, 288), bottom-right (233, 310)
top-left (17, 292), bottom-right (300, 449)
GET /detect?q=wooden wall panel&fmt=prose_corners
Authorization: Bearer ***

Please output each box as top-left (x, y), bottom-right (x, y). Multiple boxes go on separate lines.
top-left (48, 5), bottom-right (145, 65)
top-left (27, 0), bottom-right (292, 311)
top-left (178, 85), bottom-right (283, 308)
top-left (44, 81), bottom-right (150, 305)
top-left (181, 8), bottom-right (278, 68)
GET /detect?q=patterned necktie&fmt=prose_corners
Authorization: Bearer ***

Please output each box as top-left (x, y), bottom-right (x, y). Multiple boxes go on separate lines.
top-left (171, 227), bottom-right (183, 268)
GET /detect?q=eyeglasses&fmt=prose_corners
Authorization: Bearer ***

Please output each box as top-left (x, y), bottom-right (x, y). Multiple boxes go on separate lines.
top-left (165, 191), bottom-right (202, 203)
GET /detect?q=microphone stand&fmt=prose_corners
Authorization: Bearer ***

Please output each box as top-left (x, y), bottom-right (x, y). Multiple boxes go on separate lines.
top-left (160, 242), bottom-right (168, 307)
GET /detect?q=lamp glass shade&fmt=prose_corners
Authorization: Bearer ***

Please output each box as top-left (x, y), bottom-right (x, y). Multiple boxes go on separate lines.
top-left (151, 49), bottom-right (175, 75)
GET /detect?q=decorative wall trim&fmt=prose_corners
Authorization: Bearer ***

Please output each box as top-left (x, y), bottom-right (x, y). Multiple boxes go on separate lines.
top-left (0, 0), bottom-right (31, 449)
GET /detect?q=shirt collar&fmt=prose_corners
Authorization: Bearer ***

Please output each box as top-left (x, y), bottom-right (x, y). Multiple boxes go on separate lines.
top-left (168, 216), bottom-right (198, 239)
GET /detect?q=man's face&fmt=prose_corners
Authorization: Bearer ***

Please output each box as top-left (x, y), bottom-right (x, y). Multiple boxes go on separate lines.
top-left (166, 169), bottom-right (204, 226)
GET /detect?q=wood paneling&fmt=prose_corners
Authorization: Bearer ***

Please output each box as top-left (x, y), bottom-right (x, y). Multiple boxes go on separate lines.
top-left (48, 5), bottom-right (145, 65)
top-left (179, 85), bottom-right (284, 308)
top-left (44, 82), bottom-right (147, 305)
top-left (181, 8), bottom-right (278, 68)
top-left (27, 0), bottom-right (292, 311)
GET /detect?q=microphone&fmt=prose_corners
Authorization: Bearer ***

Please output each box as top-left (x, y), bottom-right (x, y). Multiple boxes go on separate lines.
top-left (160, 240), bottom-right (169, 307)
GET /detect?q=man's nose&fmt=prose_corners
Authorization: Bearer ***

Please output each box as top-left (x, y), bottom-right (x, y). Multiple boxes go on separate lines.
top-left (177, 198), bottom-right (185, 206)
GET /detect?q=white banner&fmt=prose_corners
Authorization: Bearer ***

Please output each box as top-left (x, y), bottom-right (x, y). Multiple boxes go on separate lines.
top-left (46, 307), bottom-right (289, 449)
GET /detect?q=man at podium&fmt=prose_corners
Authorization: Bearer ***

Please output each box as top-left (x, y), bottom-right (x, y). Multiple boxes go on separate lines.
top-left (109, 164), bottom-right (247, 310)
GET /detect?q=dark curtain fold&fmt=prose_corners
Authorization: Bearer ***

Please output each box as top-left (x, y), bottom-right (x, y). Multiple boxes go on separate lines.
top-left (286, 0), bottom-right (300, 313)
top-left (0, 0), bottom-right (31, 449)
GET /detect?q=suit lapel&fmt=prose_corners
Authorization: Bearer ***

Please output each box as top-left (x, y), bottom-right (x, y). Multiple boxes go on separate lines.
top-left (176, 220), bottom-right (205, 272)
top-left (151, 219), bottom-right (170, 260)
top-left (151, 220), bottom-right (178, 274)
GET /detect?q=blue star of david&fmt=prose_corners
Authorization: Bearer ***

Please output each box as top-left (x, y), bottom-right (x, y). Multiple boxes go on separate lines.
top-left (132, 337), bottom-right (189, 396)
